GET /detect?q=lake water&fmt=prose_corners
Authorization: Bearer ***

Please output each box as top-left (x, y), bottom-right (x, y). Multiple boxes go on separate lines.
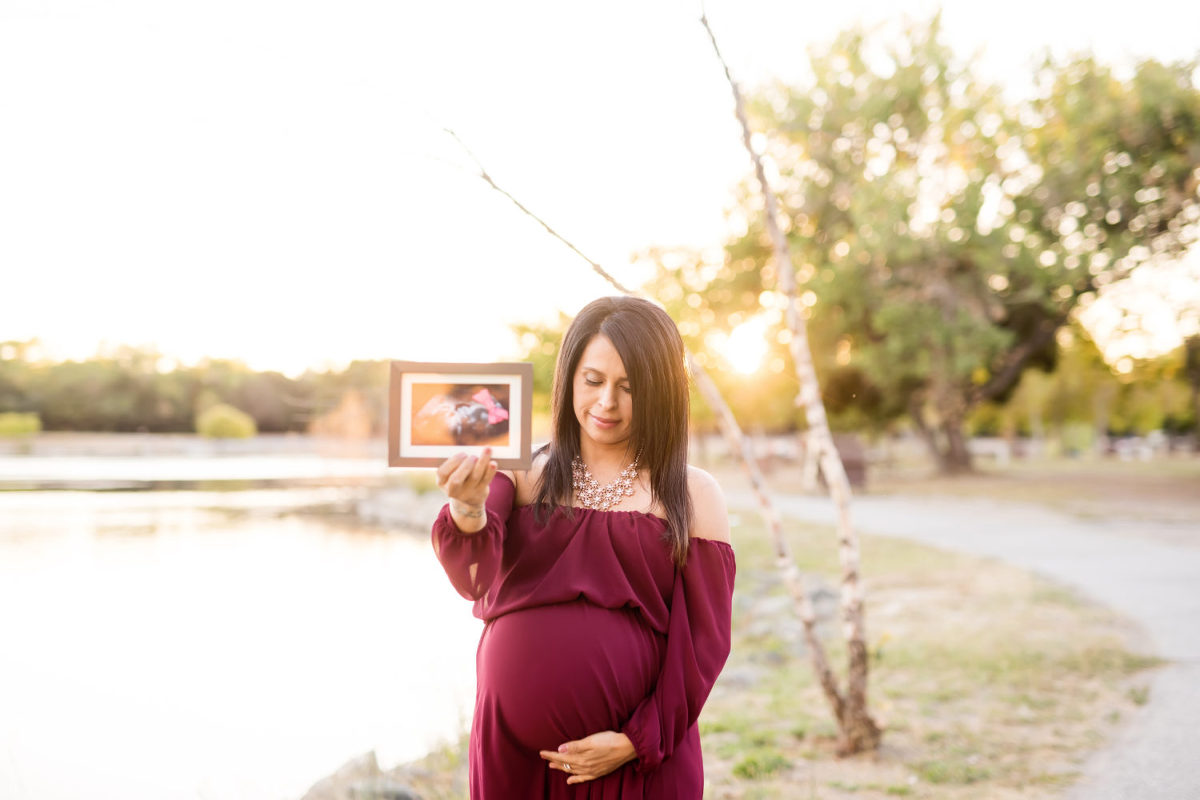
top-left (0, 473), bottom-right (481, 799)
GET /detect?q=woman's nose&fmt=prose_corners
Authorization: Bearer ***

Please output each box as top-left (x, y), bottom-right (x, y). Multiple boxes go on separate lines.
top-left (599, 385), bottom-right (618, 409)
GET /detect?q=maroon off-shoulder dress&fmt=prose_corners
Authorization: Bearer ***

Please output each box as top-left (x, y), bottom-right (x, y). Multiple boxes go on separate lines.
top-left (432, 472), bottom-right (735, 798)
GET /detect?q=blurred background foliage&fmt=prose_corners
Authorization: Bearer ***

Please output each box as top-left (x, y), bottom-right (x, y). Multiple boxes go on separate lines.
top-left (636, 15), bottom-right (1200, 470)
top-left (4, 325), bottom-right (1189, 450)
top-left (0, 341), bottom-right (390, 437)
top-left (507, 16), bottom-right (1200, 467)
top-left (1, 15), bottom-right (1196, 462)
top-left (195, 402), bottom-right (259, 439)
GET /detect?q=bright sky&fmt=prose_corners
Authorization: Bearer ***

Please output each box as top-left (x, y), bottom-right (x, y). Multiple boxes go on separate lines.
top-left (3, 0), bottom-right (1198, 376)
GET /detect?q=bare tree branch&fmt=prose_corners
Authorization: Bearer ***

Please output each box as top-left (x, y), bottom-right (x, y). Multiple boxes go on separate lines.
top-left (701, 12), bottom-right (881, 754)
top-left (972, 315), bottom-right (1062, 405)
top-left (443, 128), bottom-right (636, 295)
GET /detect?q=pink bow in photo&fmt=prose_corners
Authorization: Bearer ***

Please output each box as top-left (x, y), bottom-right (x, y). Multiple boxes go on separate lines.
top-left (472, 388), bottom-right (510, 425)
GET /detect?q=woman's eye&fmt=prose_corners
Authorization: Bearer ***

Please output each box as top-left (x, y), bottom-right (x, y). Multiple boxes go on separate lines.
top-left (621, 386), bottom-right (632, 394)
top-left (585, 378), bottom-right (602, 386)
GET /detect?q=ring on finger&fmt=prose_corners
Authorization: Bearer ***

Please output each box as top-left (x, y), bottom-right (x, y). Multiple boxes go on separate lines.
top-left (563, 763), bottom-right (571, 772)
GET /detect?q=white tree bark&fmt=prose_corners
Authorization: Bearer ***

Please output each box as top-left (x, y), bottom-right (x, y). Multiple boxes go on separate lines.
top-left (701, 14), bottom-right (880, 753)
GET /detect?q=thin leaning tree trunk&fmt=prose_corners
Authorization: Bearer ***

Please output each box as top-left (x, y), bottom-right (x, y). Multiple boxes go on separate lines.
top-left (443, 128), bottom-right (845, 726)
top-left (702, 14), bottom-right (881, 753)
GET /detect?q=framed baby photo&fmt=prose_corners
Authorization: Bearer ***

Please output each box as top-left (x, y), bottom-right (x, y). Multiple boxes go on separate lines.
top-left (388, 361), bottom-right (534, 469)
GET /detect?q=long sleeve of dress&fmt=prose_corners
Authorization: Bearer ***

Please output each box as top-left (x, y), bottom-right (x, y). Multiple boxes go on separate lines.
top-left (620, 538), bottom-right (735, 772)
top-left (431, 472), bottom-right (516, 601)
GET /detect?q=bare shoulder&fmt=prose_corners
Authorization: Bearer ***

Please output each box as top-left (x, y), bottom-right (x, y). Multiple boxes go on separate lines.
top-left (505, 449), bottom-right (549, 506)
top-left (687, 465), bottom-right (731, 544)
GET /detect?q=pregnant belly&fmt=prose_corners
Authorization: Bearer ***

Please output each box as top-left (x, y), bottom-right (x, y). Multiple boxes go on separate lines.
top-left (477, 599), bottom-right (664, 751)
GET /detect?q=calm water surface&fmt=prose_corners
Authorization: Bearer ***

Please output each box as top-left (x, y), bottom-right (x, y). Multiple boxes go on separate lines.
top-left (0, 486), bottom-right (480, 800)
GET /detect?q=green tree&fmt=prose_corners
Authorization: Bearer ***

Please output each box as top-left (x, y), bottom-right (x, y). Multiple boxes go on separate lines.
top-left (981, 321), bottom-right (1122, 448)
top-left (1108, 345), bottom-right (1195, 436)
top-left (295, 359), bottom-right (389, 435)
top-left (971, 323), bottom-right (1196, 447)
top-left (0, 341), bottom-right (36, 415)
top-left (658, 15), bottom-right (1200, 471)
top-left (0, 344), bottom-right (399, 434)
top-left (1185, 334), bottom-right (1200, 445)
top-left (0, 412), bottom-right (41, 436)
top-left (196, 403), bottom-right (258, 439)
top-left (511, 314), bottom-right (568, 424)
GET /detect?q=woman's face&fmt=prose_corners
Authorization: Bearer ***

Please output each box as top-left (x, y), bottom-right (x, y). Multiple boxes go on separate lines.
top-left (572, 334), bottom-right (634, 451)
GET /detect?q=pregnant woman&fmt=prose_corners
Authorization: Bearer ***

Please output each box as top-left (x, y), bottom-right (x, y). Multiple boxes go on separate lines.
top-left (432, 296), bottom-right (735, 797)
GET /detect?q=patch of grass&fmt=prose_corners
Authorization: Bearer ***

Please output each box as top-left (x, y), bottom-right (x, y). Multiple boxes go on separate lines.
top-left (732, 749), bottom-right (790, 779)
top-left (0, 412), bottom-right (41, 437)
top-left (827, 780), bottom-right (861, 791)
top-left (1030, 582), bottom-right (1088, 608)
top-left (914, 758), bottom-right (990, 785)
top-left (699, 717), bottom-right (737, 735)
top-left (398, 469), bottom-right (441, 495)
top-left (1025, 770), bottom-right (1081, 788)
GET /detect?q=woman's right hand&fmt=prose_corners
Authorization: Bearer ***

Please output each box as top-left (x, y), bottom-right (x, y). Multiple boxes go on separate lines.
top-left (436, 448), bottom-right (497, 533)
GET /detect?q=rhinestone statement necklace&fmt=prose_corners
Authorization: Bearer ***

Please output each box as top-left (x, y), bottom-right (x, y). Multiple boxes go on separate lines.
top-left (571, 454), bottom-right (640, 511)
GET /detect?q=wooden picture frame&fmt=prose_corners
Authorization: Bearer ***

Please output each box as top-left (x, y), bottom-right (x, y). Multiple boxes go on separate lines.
top-left (388, 361), bottom-right (534, 469)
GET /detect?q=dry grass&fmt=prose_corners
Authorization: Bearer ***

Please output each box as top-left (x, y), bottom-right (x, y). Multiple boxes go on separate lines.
top-left (699, 519), bottom-right (1159, 799)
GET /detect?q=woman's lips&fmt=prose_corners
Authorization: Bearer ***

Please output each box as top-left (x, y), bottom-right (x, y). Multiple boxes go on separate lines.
top-left (589, 413), bottom-right (619, 429)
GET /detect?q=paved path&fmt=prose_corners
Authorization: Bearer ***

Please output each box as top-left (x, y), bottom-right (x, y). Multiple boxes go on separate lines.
top-left (727, 490), bottom-right (1200, 800)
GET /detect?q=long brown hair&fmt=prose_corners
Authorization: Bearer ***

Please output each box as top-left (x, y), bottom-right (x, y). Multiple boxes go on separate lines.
top-left (534, 296), bottom-right (693, 567)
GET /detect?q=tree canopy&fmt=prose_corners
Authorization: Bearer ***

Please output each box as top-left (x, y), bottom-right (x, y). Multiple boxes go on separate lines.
top-left (649, 15), bottom-right (1200, 470)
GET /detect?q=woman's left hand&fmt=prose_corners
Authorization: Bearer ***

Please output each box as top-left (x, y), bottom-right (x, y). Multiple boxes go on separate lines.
top-left (539, 731), bottom-right (636, 784)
